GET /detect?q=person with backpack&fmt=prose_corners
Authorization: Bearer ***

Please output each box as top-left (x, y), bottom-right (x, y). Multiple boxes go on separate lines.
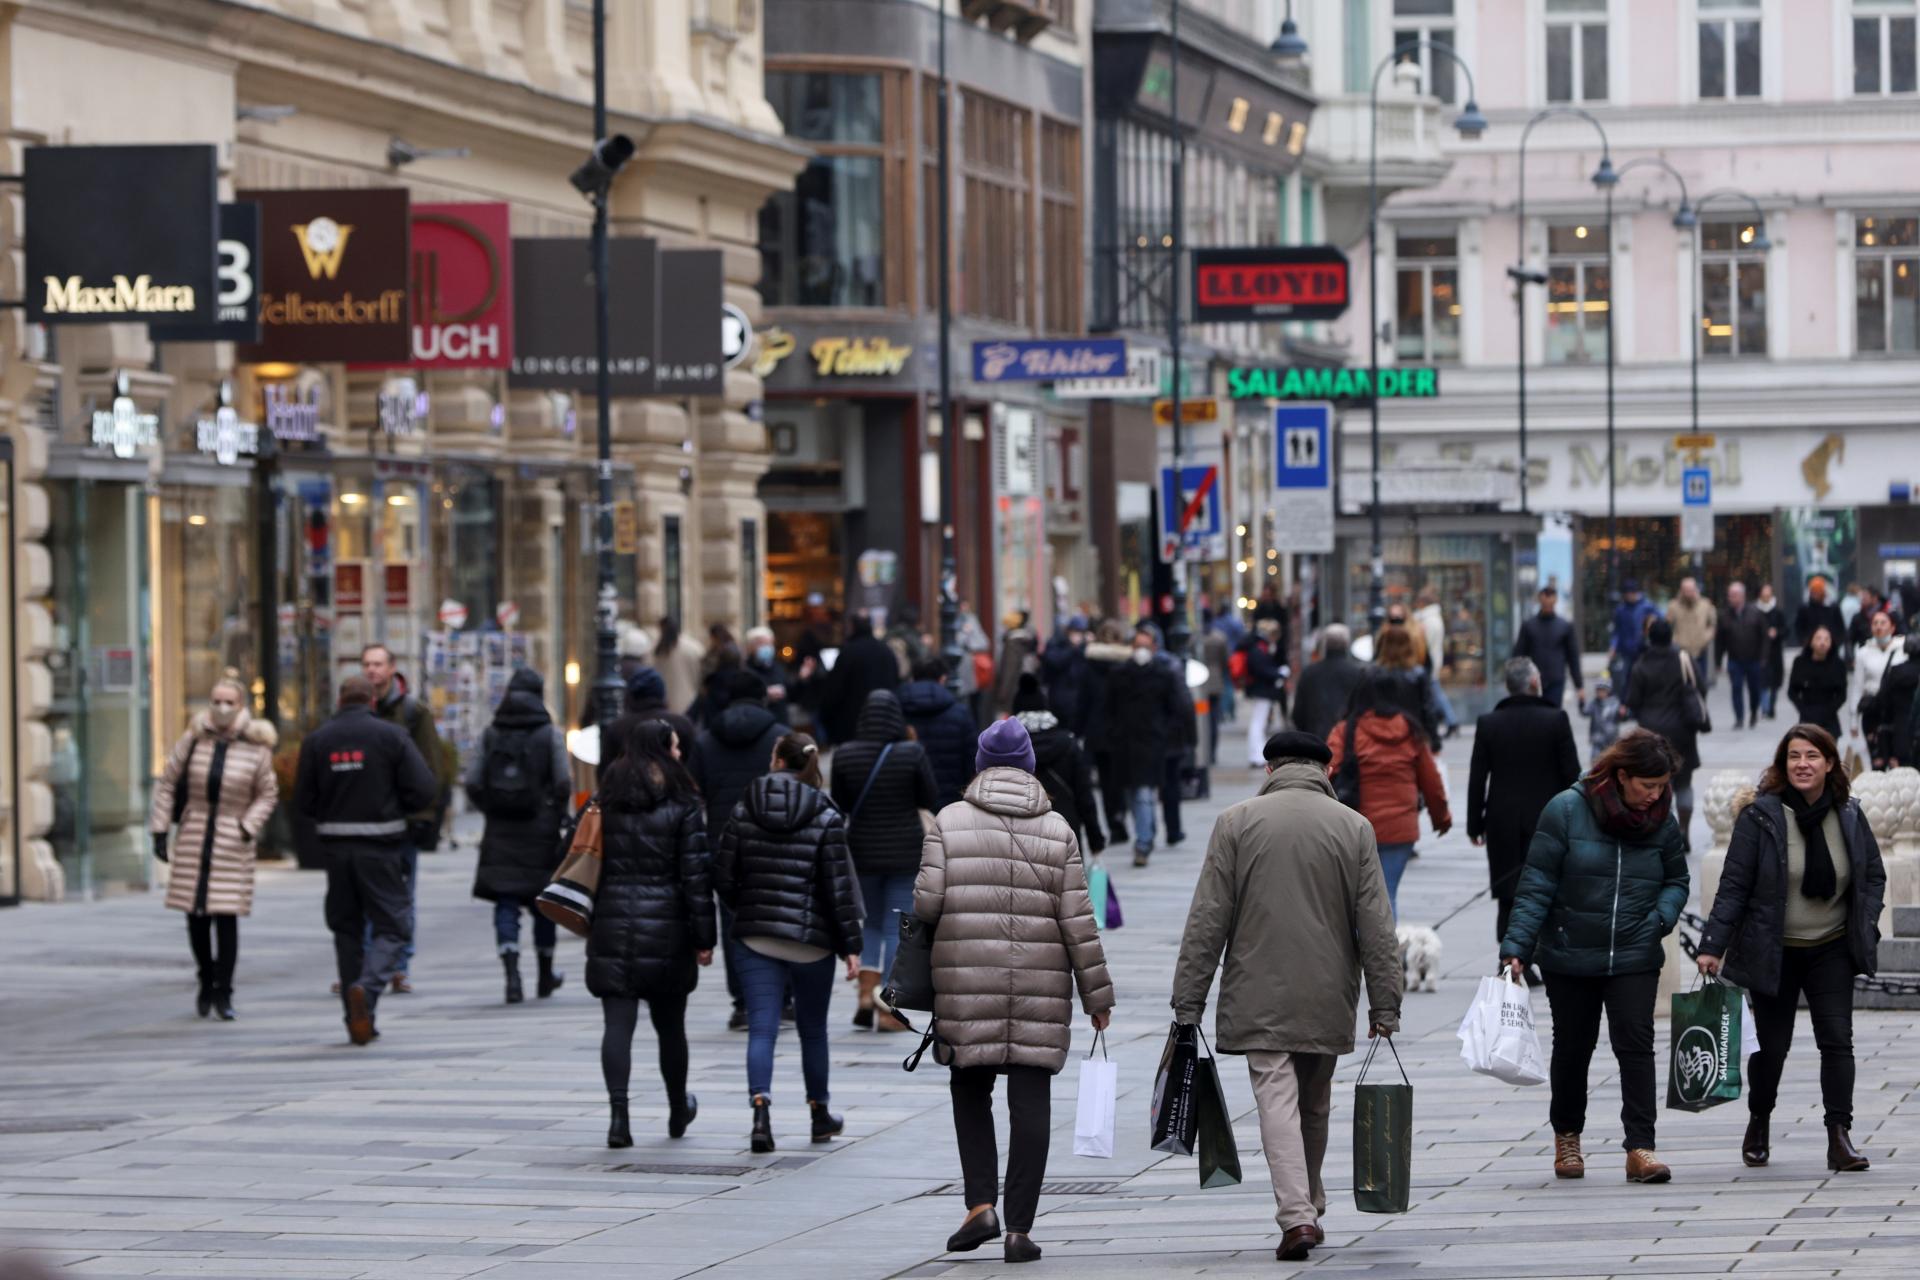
top-left (361, 642), bottom-right (453, 995)
top-left (466, 667), bottom-right (574, 1005)
top-left (898, 656), bottom-right (978, 809)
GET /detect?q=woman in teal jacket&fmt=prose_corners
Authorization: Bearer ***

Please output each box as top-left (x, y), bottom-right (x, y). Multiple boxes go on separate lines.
top-left (1500, 730), bottom-right (1690, 1186)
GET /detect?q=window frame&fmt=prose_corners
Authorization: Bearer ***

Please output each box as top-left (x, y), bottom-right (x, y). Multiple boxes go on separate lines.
top-left (1697, 218), bottom-right (1769, 359)
top-left (1697, 0), bottom-right (1763, 100)
top-left (1392, 0), bottom-right (1459, 105)
top-left (1393, 227), bottom-right (1463, 365)
top-left (1852, 211), bottom-right (1920, 357)
top-left (1543, 220), bottom-right (1611, 365)
top-left (1852, 2), bottom-right (1919, 96)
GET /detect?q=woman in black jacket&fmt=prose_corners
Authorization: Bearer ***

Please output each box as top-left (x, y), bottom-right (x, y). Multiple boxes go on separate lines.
top-left (1789, 626), bottom-right (1850, 737)
top-left (1012, 674), bottom-right (1105, 856)
top-left (1868, 634), bottom-right (1920, 767)
top-left (715, 733), bottom-right (863, 1153)
top-left (1622, 619), bottom-right (1702, 845)
top-left (1698, 724), bottom-right (1886, 1172)
top-left (828, 689), bottom-right (939, 1030)
top-left (898, 657), bottom-right (979, 808)
top-left (588, 719), bottom-right (715, 1149)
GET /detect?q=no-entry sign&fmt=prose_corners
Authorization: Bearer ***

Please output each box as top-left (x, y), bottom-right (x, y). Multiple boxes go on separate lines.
top-left (1192, 246), bottom-right (1349, 323)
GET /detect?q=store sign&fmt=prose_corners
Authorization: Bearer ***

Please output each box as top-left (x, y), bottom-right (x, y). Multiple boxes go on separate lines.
top-left (813, 335), bottom-right (915, 377)
top-left (262, 382), bottom-right (322, 443)
top-left (655, 249), bottom-right (724, 395)
top-left (237, 187), bottom-right (411, 363)
top-left (336, 563), bottom-right (366, 611)
top-left (1228, 365), bottom-right (1441, 402)
top-left (972, 338), bottom-right (1126, 383)
top-left (195, 381), bottom-right (260, 465)
top-left (721, 302), bottom-right (753, 370)
top-left (378, 377), bottom-right (426, 436)
top-left (384, 565), bottom-right (411, 610)
top-left (509, 238), bottom-right (658, 394)
top-left (378, 202), bottom-right (514, 368)
top-left (150, 203), bottom-right (262, 343)
top-left (91, 372), bottom-right (159, 458)
top-left (753, 327), bottom-right (798, 378)
top-left (27, 145), bottom-right (218, 325)
top-left (1193, 247), bottom-right (1349, 323)
top-left (1055, 346), bottom-right (1162, 399)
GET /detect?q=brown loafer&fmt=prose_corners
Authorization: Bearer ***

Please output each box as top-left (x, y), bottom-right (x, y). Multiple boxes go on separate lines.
top-left (1276, 1224), bottom-right (1316, 1262)
top-left (1310, 1222), bottom-right (1325, 1245)
top-left (345, 984), bottom-right (376, 1046)
top-left (1625, 1148), bottom-right (1671, 1184)
top-left (1553, 1132), bottom-right (1584, 1179)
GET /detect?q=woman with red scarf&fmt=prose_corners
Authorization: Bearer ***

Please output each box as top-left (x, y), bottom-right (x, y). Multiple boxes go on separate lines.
top-left (1500, 730), bottom-right (1691, 1186)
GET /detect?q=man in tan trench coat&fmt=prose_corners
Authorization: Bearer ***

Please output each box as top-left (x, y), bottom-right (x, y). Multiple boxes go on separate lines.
top-left (1171, 729), bottom-right (1403, 1263)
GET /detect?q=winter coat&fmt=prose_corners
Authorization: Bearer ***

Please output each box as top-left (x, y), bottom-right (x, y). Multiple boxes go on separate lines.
top-left (1198, 629), bottom-right (1228, 699)
top-left (464, 669), bottom-right (573, 903)
top-left (586, 794), bottom-right (715, 1000)
top-left (1325, 710), bottom-right (1450, 846)
top-left (914, 767), bottom-right (1114, 1072)
top-left (1755, 602), bottom-right (1787, 688)
top-left (1290, 653), bottom-right (1368, 743)
top-left (1855, 639), bottom-right (1904, 707)
top-left (1465, 695), bottom-right (1582, 899)
top-left (713, 772), bottom-right (863, 958)
top-left (691, 699), bottom-right (786, 834)
top-left (654, 637), bottom-right (707, 715)
top-left (1171, 762), bottom-right (1402, 1054)
top-left (293, 705), bottom-right (439, 856)
top-left (1788, 651), bottom-right (1850, 737)
top-left (1414, 603), bottom-right (1448, 674)
top-left (1797, 599), bottom-right (1847, 652)
top-left (1700, 791), bottom-right (1885, 997)
top-left (1869, 656), bottom-right (1920, 764)
top-left (150, 710), bottom-right (280, 916)
top-left (1500, 780), bottom-right (1690, 977)
top-left (374, 677), bottom-right (452, 824)
top-left (827, 690), bottom-right (940, 875)
top-left (1104, 653), bottom-right (1185, 788)
top-left (1040, 636), bottom-right (1091, 733)
top-left (1019, 709), bottom-right (1104, 854)
top-left (993, 627), bottom-right (1039, 714)
top-left (818, 632), bottom-right (901, 745)
top-left (1666, 596), bottom-right (1718, 657)
top-left (897, 678), bottom-right (978, 809)
top-left (1237, 635), bottom-right (1287, 703)
top-left (1611, 598), bottom-right (1660, 660)
top-left (1079, 642), bottom-right (1130, 742)
top-left (1514, 612), bottom-right (1583, 694)
top-left (1622, 642), bottom-right (1700, 773)
top-left (1716, 602), bottom-right (1776, 668)
top-left (1380, 664), bottom-right (1441, 749)
top-left (745, 653), bottom-right (796, 724)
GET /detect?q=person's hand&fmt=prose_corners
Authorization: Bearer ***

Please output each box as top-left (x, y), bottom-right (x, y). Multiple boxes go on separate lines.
top-left (1505, 957), bottom-right (1525, 981)
top-left (1578, 697), bottom-right (1588, 714)
top-left (1432, 818), bottom-right (1452, 837)
top-left (767, 684), bottom-right (787, 701)
top-left (799, 657), bottom-right (818, 679)
top-left (843, 954), bottom-right (860, 982)
top-left (1616, 705), bottom-right (1630, 720)
top-left (1090, 1009), bottom-right (1111, 1032)
top-left (1697, 953), bottom-right (1722, 976)
top-left (1369, 1023), bottom-right (1393, 1040)
top-left (151, 832), bottom-right (169, 863)
top-left (1470, 835), bottom-right (1485, 847)
top-left (696, 949), bottom-right (714, 967)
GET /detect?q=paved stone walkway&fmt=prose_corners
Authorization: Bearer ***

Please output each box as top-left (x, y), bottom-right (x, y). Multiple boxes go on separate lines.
top-left (3, 675), bottom-right (1916, 1279)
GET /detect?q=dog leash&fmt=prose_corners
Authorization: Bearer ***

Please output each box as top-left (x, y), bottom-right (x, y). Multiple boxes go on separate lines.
top-left (1423, 884), bottom-right (1492, 933)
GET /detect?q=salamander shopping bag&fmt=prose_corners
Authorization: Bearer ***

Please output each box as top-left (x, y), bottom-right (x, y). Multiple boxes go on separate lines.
top-left (1667, 978), bottom-right (1743, 1112)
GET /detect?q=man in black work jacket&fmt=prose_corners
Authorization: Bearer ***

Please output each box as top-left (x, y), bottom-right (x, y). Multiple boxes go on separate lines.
top-left (295, 675), bottom-right (439, 1045)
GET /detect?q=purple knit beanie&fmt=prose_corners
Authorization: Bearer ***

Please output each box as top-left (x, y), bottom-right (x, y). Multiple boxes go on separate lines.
top-left (975, 716), bottom-right (1037, 774)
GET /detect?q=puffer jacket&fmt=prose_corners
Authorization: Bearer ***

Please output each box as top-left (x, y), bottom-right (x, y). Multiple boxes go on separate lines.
top-left (1500, 780), bottom-right (1690, 977)
top-left (1701, 791), bottom-right (1885, 997)
top-left (1104, 653), bottom-right (1184, 788)
top-left (586, 795), bottom-right (716, 1000)
top-left (714, 772), bottom-right (863, 957)
top-left (150, 709), bottom-right (279, 916)
top-left (692, 698), bottom-right (787, 832)
top-left (897, 678), bottom-right (977, 809)
top-left (465, 668), bottom-right (573, 903)
top-left (1325, 711), bottom-right (1449, 846)
top-left (1623, 642), bottom-right (1700, 772)
top-left (1019, 710), bottom-right (1104, 854)
top-left (827, 690), bottom-right (940, 875)
top-left (1080, 641), bottom-right (1131, 741)
top-left (914, 767), bottom-right (1115, 1073)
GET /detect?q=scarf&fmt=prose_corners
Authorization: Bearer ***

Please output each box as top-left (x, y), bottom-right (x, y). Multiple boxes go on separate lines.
top-left (1583, 772), bottom-right (1672, 842)
top-left (1782, 786), bottom-right (1840, 901)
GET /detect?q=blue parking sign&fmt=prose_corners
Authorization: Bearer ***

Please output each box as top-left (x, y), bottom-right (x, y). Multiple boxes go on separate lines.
top-left (1274, 403), bottom-right (1331, 490)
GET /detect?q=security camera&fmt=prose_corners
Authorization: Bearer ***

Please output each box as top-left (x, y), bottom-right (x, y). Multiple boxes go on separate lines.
top-left (1505, 265), bottom-right (1550, 286)
top-left (570, 135), bottom-right (637, 200)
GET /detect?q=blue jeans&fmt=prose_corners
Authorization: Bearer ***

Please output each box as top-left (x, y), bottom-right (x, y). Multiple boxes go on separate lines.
top-left (493, 898), bottom-right (556, 956)
top-left (1130, 785), bottom-right (1158, 854)
top-left (1378, 842), bottom-right (1414, 919)
top-left (363, 846), bottom-right (418, 972)
top-left (858, 872), bottom-right (917, 978)
top-left (736, 946), bottom-right (835, 1103)
top-left (1727, 659), bottom-right (1767, 724)
top-left (718, 901), bottom-right (748, 1009)
top-left (1430, 680), bottom-right (1458, 730)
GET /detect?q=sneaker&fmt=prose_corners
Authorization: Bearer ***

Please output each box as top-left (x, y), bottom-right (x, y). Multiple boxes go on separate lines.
top-left (1133, 850), bottom-right (1151, 868)
top-left (728, 1007), bottom-right (749, 1032)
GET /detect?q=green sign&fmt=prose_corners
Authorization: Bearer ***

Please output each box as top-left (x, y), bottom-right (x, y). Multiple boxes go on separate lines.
top-left (1227, 365), bottom-right (1441, 401)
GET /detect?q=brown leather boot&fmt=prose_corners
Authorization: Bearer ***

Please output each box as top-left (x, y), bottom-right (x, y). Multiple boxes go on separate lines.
top-left (1742, 1114), bottom-right (1770, 1167)
top-left (1553, 1132), bottom-right (1585, 1179)
top-left (1625, 1149), bottom-right (1672, 1184)
top-left (853, 970), bottom-right (878, 1029)
top-left (1826, 1124), bottom-right (1869, 1172)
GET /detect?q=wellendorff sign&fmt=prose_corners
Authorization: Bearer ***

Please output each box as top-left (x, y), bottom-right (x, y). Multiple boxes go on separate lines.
top-left (237, 188), bottom-right (412, 364)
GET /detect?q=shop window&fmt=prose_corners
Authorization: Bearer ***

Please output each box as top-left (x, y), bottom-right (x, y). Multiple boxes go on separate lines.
top-left (1854, 2), bottom-right (1918, 95)
top-left (1854, 214), bottom-right (1920, 353)
top-left (158, 485), bottom-right (257, 740)
top-left (1546, 0), bottom-right (1609, 103)
top-left (1545, 221), bottom-right (1610, 364)
top-left (1576, 514), bottom-right (1776, 651)
top-left (1395, 230), bottom-right (1461, 363)
top-left (741, 519), bottom-right (761, 630)
top-left (442, 468), bottom-right (499, 631)
top-left (1699, 0), bottom-right (1761, 99)
top-left (1699, 219), bottom-right (1768, 358)
top-left (759, 71), bottom-right (890, 308)
top-left (1393, 0), bottom-right (1457, 104)
top-left (664, 514), bottom-right (684, 625)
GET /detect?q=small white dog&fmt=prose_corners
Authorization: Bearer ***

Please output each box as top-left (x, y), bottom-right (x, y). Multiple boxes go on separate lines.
top-left (1397, 924), bottom-right (1442, 993)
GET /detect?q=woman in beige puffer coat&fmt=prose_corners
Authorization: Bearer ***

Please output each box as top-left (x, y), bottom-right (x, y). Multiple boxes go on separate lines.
top-left (149, 677), bottom-right (280, 1021)
top-left (914, 717), bottom-right (1114, 1265)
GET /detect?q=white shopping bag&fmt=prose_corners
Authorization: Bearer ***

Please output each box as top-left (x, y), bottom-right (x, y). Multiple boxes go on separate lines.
top-left (1457, 975), bottom-right (1504, 1074)
top-left (1460, 973), bottom-right (1547, 1086)
top-left (1073, 1032), bottom-right (1117, 1159)
top-left (1739, 994), bottom-right (1760, 1058)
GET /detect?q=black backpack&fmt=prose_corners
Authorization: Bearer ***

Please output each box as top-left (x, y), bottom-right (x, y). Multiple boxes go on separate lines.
top-left (482, 728), bottom-right (546, 820)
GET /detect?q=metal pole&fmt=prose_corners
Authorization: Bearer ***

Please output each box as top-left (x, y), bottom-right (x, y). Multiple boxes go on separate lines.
top-left (589, 0), bottom-right (622, 739)
top-left (1366, 60), bottom-right (1384, 632)
top-left (1690, 221), bottom-right (1701, 581)
top-left (1604, 178), bottom-right (1618, 607)
top-left (936, 0), bottom-right (960, 683)
top-left (1516, 144), bottom-right (1528, 516)
top-left (1167, 0), bottom-right (1190, 658)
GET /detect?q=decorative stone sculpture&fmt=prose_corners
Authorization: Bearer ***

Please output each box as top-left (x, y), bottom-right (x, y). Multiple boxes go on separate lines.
top-left (1888, 768), bottom-right (1920, 861)
top-left (1697, 768), bottom-right (1754, 918)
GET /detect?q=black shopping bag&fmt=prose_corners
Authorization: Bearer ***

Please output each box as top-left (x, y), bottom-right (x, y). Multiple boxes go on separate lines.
top-left (1193, 1027), bottom-right (1243, 1188)
top-left (1667, 978), bottom-right (1742, 1112)
top-left (1352, 1037), bottom-right (1413, 1214)
top-left (1149, 1022), bottom-right (1201, 1155)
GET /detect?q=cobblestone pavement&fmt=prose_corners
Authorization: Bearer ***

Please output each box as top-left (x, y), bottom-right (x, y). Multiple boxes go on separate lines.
top-left (4, 677), bottom-right (1916, 1279)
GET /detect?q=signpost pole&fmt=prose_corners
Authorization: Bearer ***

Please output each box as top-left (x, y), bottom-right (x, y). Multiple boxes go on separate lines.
top-left (589, 0), bottom-right (623, 742)
top-left (1166, 0), bottom-right (1190, 659)
top-left (936, 0), bottom-right (961, 685)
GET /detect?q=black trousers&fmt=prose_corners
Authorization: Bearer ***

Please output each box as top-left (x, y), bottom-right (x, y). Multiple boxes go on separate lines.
top-left (1159, 755), bottom-right (1186, 842)
top-left (601, 992), bottom-right (690, 1109)
top-left (322, 846), bottom-right (414, 1013)
top-left (1093, 751), bottom-right (1128, 837)
top-left (1543, 968), bottom-right (1660, 1151)
top-left (1748, 936), bottom-right (1857, 1128)
top-left (186, 913), bottom-right (238, 994)
top-left (1493, 894), bottom-right (1515, 952)
top-left (951, 1065), bottom-right (1051, 1234)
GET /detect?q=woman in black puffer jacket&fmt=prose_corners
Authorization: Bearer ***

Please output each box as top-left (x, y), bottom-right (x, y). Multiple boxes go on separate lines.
top-left (716, 733), bottom-right (864, 1153)
top-left (588, 719), bottom-right (715, 1150)
top-left (1011, 674), bottom-right (1104, 855)
top-left (828, 689), bottom-right (939, 1030)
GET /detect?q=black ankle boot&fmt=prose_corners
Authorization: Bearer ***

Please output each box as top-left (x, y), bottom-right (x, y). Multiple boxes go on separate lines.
top-left (607, 1100), bottom-right (632, 1149)
top-left (809, 1099), bottom-right (844, 1143)
top-left (502, 953), bottom-right (524, 1005)
top-left (196, 982), bottom-right (214, 1018)
top-left (1827, 1123), bottom-right (1869, 1171)
top-left (669, 1093), bottom-right (697, 1139)
top-left (1742, 1113), bottom-right (1770, 1167)
top-left (213, 988), bottom-right (236, 1021)
top-left (751, 1096), bottom-right (775, 1153)
top-left (536, 951), bottom-right (564, 998)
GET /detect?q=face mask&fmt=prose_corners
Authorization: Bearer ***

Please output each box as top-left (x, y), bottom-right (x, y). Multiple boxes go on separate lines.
top-left (1131, 648), bottom-right (1152, 666)
top-left (209, 701), bottom-right (240, 729)
top-left (754, 644), bottom-right (774, 664)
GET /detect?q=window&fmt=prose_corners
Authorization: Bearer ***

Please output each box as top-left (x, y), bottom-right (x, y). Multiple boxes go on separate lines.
top-left (1855, 214), bottom-right (1920, 354)
top-left (1546, 0), bottom-right (1608, 103)
top-left (1039, 119), bottom-right (1082, 334)
top-left (1395, 231), bottom-right (1461, 362)
top-left (739, 519), bottom-right (760, 629)
top-left (1393, 0), bottom-right (1457, 104)
top-left (958, 89), bottom-right (1033, 325)
top-left (1345, 0), bottom-right (1374, 93)
top-left (1698, 0), bottom-right (1761, 99)
top-left (1855, 2), bottom-right (1918, 95)
top-left (1699, 219), bottom-right (1767, 357)
top-left (663, 514), bottom-right (684, 624)
top-left (759, 72), bottom-right (889, 307)
top-left (1545, 222), bottom-right (1610, 364)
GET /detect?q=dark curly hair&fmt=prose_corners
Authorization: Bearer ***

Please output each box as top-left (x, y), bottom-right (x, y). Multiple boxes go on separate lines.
top-left (1758, 723), bottom-right (1850, 804)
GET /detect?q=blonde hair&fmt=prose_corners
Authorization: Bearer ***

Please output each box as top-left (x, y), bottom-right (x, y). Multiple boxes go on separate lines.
top-left (1375, 626), bottom-right (1420, 671)
top-left (211, 672), bottom-right (249, 703)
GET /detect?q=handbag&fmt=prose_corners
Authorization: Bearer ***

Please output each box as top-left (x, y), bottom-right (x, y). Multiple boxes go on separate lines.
top-left (1352, 1036), bottom-right (1414, 1214)
top-left (1666, 976), bottom-right (1743, 1112)
top-left (1149, 1022), bottom-right (1202, 1155)
top-left (536, 800), bottom-right (603, 936)
top-left (1332, 716), bottom-right (1362, 809)
top-left (882, 912), bottom-right (936, 1012)
top-left (1087, 861), bottom-right (1110, 932)
top-left (1679, 650), bottom-right (1713, 734)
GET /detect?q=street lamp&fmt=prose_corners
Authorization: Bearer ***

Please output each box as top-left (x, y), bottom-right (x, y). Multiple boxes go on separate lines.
top-left (1367, 39), bottom-right (1486, 629)
top-left (935, 0), bottom-right (961, 685)
top-left (1270, 1), bottom-right (1308, 59)
top-left (1615, 157), bottom-right (1701, 438)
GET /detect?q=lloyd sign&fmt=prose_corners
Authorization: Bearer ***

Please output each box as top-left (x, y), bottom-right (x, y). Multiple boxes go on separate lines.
top-left (1192, 246), bottom-right (1349, 323)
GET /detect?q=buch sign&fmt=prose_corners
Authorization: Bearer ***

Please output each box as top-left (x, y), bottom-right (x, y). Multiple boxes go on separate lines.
top-left (360, 202), bottom-right (513, 368)
top-left (238, 188), bottom-right (412, 363)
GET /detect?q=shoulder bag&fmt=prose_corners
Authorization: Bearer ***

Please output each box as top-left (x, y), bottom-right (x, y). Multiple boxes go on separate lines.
top-left (536, 800), bottom-right (603, 936)
top-left (1679, 651), bottom-right (1713, 734)
top-left (846, 742), bottom-right (895, 826)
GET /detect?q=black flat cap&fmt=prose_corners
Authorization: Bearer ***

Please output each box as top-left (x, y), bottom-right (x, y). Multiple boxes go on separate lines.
top-left (1264, 729), bottom-right (1331, 765)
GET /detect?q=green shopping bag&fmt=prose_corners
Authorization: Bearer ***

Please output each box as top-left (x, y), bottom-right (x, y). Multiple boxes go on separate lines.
top-left (1667, 978), bottom-right (1743, 1112)
top-left (1193, 1027), bottom-right (1242, 1189)
top-left (1088, 862), bottom-right (1109, 931)
top-left (1352, 1036), bottom-right (1413, 1214)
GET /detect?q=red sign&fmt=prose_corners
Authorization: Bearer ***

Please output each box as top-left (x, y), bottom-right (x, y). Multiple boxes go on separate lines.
top-left (1191, 246), bottom-right (1349, 323)
top-left (360, 202), bottom-right (512, 368)
top-left (384, 564), bottom-right (410, 609)
top-left (335, 563), bottom-right (365, 610)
